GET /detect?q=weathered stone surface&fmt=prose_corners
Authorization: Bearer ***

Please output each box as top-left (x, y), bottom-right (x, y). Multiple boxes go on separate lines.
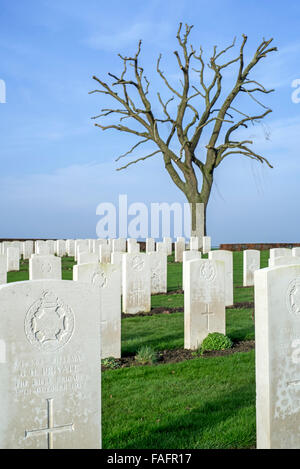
top-left (75, 240), bottom-right (90, 261)
top-left (73, 263), bottom-right (121, 359)
top-left (92, 239), bottom-right (107, 254)
top-left (127, 239), bottom-right (137, 252)
top-left (255, 265), bottom-right (300, 449)
top-left (77, 252), bottom-right (99, 266)
top-left (175, 239), bottom-right (185, 263)
top-left (99, 244), bottom-right (111, 264)
top-left (202, 236), bottom-right (211, 254)
top-left (29, 255), bottom-right (62, 280)
top-left (269, 248), bottom-right (292, 262)
top-left (292, 248), bottom-right (300, 258)
top-left (45, 240), bottom-right (55, 255)
top-left (66, 240), bottom-right (75, 257)
top-left (0, 280), bottom-right (101, 449)
top-left (36, 242), bottom-right (50, 256)
top-left (184, 259), bottom-right (225, 350)
top-left (111, 252), bottom-right (124, 291)
top-left (156, 242), bottom-right (168, 255)
top-left (56, 240), bottom-right (66, 257)
top-left (163, 237), bottom-right (172, 256)
top-left (122, 253), bottom-right (151, 314)
top-left (209, 250), bottom-right (233, 306)
top-left (182, 250), bottom-right (202, 291)
top-left (23, 241), bottom-right (34, 260)
top-left (7, 247), bottom-right (20, 272)
top-left (127, 243), bottom-right (140, 254)
top-left (148, 252), bottom-right (167, 294)
top-left (189, 237), bottom-right (199, 251)
top-left (146, 238), bottom-right (155, 254)
top-left (269, 256), bottom-right (300, 267)
top-left (112, 239), bottom-right (126, 253)
top-left (0, 254), bottom-right (7, 285)
top-left (243, 250), bottom-right (260, 287)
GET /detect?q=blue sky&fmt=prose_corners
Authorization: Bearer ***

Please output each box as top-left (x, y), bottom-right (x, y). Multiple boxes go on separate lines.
top-left (0, 0), bottom-right (300, 243)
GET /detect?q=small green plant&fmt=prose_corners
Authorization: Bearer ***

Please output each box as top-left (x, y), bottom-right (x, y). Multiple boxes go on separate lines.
top-left (101, 357), bottom-right (121, 369)
top-left (135, 346), bottom-right (158, 365)
top-left (199, 333), bottom-right (233, 355)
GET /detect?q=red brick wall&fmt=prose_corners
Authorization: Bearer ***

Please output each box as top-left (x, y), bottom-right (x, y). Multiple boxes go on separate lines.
top-left (219, 243), bottom-right (300, 251)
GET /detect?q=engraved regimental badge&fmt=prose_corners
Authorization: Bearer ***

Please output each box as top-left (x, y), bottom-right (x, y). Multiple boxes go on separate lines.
top-left (24, 291), bottom-right (75, 351)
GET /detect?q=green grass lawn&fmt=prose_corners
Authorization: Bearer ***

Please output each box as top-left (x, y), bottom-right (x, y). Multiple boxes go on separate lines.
top-left (8, 249), bottom-right (265, 448)
top-left (103, 350), bottom-right (256, 449)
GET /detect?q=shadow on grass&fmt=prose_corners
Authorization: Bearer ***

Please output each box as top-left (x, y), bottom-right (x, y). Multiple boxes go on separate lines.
top-left (106, 384), bottom-right (256, 449)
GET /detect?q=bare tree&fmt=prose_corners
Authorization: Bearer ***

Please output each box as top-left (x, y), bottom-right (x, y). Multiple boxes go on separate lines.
top-left (90, 24), bottom-right (277, 236)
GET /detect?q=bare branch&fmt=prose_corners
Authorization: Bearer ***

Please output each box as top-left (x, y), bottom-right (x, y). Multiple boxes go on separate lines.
top-left (157, 54), bottom-right (182, 98)
top-left (117, 150), bottom-right (161, 171)
top-left (115, 139), bottom-right (149, 162)
top-left (224, 109), bottom-right (272, 143)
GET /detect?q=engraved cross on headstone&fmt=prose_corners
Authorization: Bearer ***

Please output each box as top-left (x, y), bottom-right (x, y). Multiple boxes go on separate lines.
top-left (201, 304), bottom-right (215, 332)
top-left (25, 398), bottom-right (74, 449)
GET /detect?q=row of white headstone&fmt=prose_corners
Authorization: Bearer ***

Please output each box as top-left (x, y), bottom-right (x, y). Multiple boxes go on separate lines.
top-left (243, 247), bottom-right (300, 286)
top-left (2, 241), bottom-right (300, 447)
top-left (184, 250), bottom-right (300, 449)
top-left (0, 235), bottom-right (212, 278)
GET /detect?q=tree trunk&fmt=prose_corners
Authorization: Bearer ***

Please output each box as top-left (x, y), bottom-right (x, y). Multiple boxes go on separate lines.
top-left (186, 168), bottom-right (213, 238)
top-left (187, 196), bottom-right (206, 239)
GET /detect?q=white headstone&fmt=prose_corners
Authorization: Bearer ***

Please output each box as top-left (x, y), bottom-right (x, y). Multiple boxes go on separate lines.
top-left (0, 254), bottom-right (7, 285)
top-left (7, 247), bottom-right (20, 272)
top-left (56, 240), bottom-right (66, 257)
top-left (209, 250), bottom-right (233, 306)
top-left (111, 252), bottom-right (124, 291)
top-left (2, 242), bottom-right (11, 256)
top-left (122, 253), bottom-right (151, 314)
top-left (73, 263), bottom-right (121, 359)
top-left (255, 264), bottom-right (300, 449)
top-left (269, 248), bottom-right (292, 262)
top-left (268, 256), bottom-right (300, 267)
top-left (189, 237), bottom-right (199, 251)
top-left (146, 238), bottom-right (155, 254)
top-left (75, 240), bottom-right (90, 261)
top-left (23, 241), bottom-right (34, 260)
top-left (184, 259), bottom-right (225, 350)
top-left (163, 237), bottom-right (172, 256)
top-left (45, 240), bottom-right (55, 255)
top-left (99, 244), bottom-right (111, 264)
top-left (92, 239), bottom-right (106, 254)
top-left (182, 250), bottom-right (202, 291)
top-left (156, 242), bottom-right (168, 255)
top-left (148, 252), bottom-right (167, 294)
top-left (0, 280), bottom-right (101, 449)
top-left (77, 252), bottom-right (99, 266)
top-left (66, 240), bottom-right (75, 257)
top-left (243, 250), bottom-right (260, 287)
top-left (292, 248), bottom-right (300, 258)
top-left (175, 239), bottom-right (185, 263)
top-left (128, 243), bottom-right (140, 254)
top-left (29, 255), bottom-right (62, 280)
top-left (112, 238), bottom-right (126, 253)
top-left (35, 241), bottom-right (49, 256)
top-left (127, 239), bottom-right (137, 252)
top-left (202, 236), bottom-right (211, 254)
top-left (37, 244), bottom-right (51, 256)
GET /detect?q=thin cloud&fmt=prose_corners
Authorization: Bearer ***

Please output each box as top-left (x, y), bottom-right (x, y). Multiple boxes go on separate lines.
top-left (85, 21), bottom-right (172, 51)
